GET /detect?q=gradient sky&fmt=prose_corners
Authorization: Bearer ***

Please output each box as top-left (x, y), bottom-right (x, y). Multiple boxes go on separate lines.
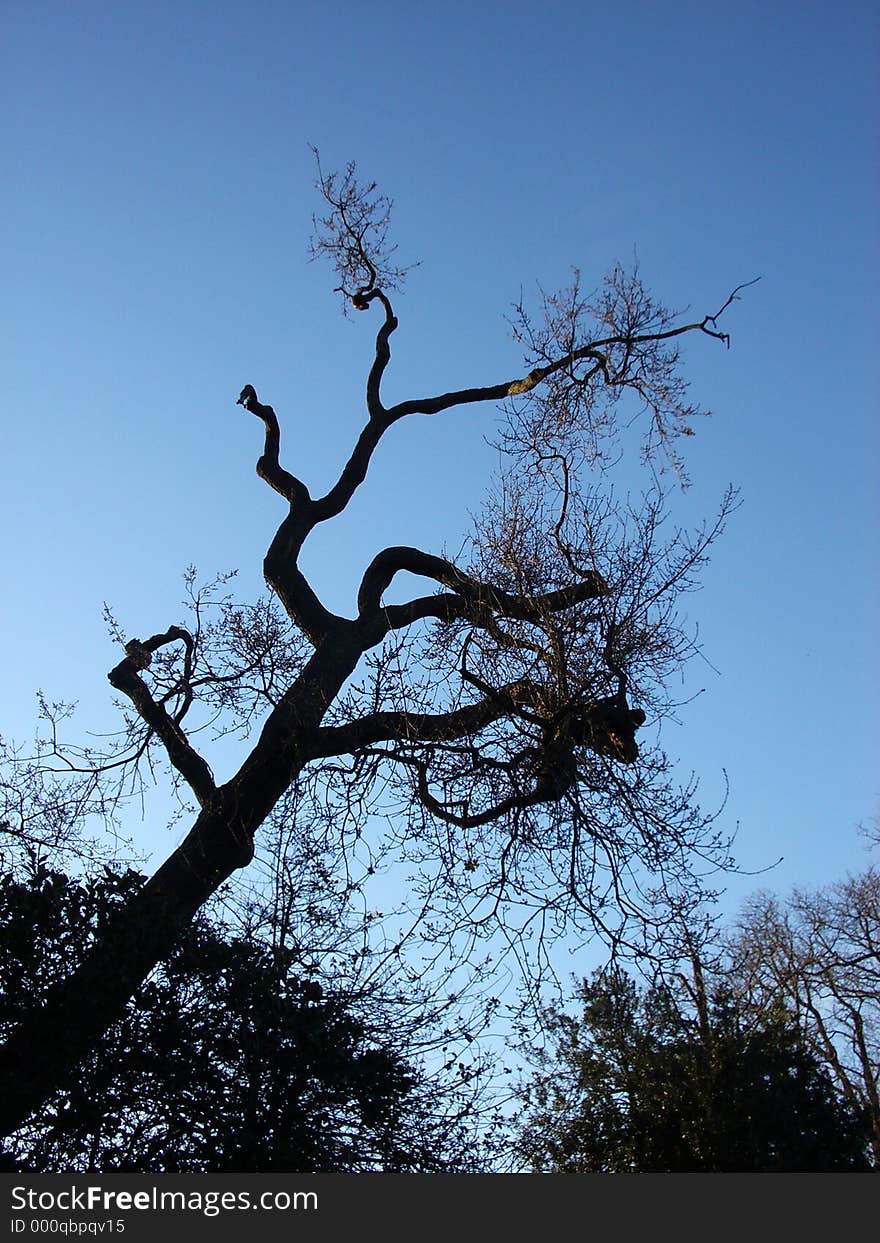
top-left (2, 1), bottom-right (877, 931)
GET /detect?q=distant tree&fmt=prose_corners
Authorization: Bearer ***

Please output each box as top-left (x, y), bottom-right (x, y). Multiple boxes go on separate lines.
top-left (0, 153), bottom-right (750, 1135)
top-left (0, 861), bottom-right (479, 1172)
top-left (729, 866), bottom-right (880, 1167)
top-left (517, 967), bottom-right (871, 1172)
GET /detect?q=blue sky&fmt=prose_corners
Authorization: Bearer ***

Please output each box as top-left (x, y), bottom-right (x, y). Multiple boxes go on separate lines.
top-left (2, 0), bottom-right (877, 926)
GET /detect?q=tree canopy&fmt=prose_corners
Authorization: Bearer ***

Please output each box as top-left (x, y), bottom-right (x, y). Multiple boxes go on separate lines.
top-left (517, 966), bottom-right (872, 1172)
top-left (728, 863), bottom-right (880, 1167)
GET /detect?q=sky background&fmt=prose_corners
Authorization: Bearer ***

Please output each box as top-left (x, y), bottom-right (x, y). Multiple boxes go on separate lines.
top-left (2, 0), bottom-right (878, 944)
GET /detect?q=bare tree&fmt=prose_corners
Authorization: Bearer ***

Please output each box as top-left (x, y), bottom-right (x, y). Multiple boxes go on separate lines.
top-left (0, 156), bottom-right (748, 1137)
top-left (729, 867), bottom-right (880, 1167)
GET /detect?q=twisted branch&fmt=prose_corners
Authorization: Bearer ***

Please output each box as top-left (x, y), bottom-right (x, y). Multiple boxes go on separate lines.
top-left (108, 628), bottom-right (216, 805)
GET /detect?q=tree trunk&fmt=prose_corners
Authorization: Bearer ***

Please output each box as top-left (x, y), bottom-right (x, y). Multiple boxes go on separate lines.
top-left (0, 790), bottom-right (266, 1137)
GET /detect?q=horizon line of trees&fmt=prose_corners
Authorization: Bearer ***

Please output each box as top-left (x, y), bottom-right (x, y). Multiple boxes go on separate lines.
top-left (2, 846), bottom-right (876, 1172)
top-left (516, 843), bottom-right (879, 1173)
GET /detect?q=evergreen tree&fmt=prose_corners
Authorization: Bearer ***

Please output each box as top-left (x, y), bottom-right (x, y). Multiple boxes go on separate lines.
top-left (518, 969), bottom-right (871, 1172)
top-left (0, 862), bottom-right (477, 1172)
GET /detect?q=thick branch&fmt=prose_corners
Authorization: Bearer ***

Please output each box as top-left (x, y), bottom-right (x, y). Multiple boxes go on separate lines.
top-left (414, 760), bottom-right (553, 830)
top-left (310, 416), bottom-right (388, 524)
top-left (409, 694), bottom-right (645, 828)
top-left (235, 386), bottom-right (342, 642)
top-left (263, 513), bottom-right (343, 645)
top-left (309, 679), bottom-right (540, 758)
top-left (384, 290), bottom-right (748, 422)
top-left (108, 629), bottom-right (216, 805)
top-left (361, 290), bottom-right (399, 418)
top-left (236, 385), bottom-right (311, 506)
top-left (310, 285), bottom-right (749, 527)
top-left (357, 545), bottom-right (606, 622)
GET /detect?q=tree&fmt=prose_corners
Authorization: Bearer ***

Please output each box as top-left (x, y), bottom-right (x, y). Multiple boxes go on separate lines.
top-left (0, 860), bottom-right (481, 1171)
top-left (729, 866), bottom-right (880, 1167)
top-left (517, 967), bottom-right (871, 1172)
top-left (0, 155), bottom-right (748, 1136)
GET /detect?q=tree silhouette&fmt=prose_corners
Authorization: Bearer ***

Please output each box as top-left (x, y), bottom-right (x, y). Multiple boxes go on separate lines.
top-left (0, 861), bottom-right (480, 1171)
top-left (517, 968), bottom-right (871, 1172)
top-left (729, 865), bottom-right (880, 1167)
top-left (0, 154), bottom-right (749, 1136)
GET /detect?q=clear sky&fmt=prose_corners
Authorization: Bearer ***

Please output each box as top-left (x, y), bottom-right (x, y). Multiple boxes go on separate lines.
top-left (2, 0), bottom-right (878, 930)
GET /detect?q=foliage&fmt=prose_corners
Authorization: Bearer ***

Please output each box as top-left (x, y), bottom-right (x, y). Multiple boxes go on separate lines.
top-left (728, 865), bottom-right (880, 1167)
top-left (517, 967), bottom-right (872, 1172)
top-left (0, 861), bottom-right (481, 1172)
